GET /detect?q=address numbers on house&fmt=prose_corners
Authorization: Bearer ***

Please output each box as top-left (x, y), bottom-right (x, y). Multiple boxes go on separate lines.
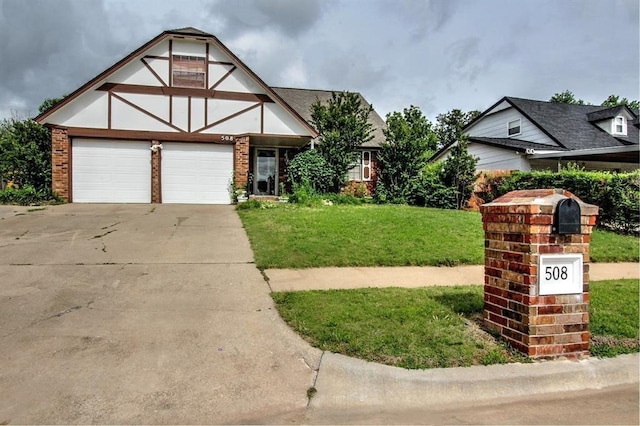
top-left (538, 254), bottom-right (583, 295)
top-left (221, 135), bottom-right (235, 142)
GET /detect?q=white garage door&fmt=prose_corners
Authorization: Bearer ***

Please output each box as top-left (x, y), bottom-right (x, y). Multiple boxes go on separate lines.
top-left (162, 143), bottom-right (233, 204)
top-left (72, 139), bottom-right (151, 203)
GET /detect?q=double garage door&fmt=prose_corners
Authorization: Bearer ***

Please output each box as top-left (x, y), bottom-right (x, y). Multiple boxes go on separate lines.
top-left (72, 139), bottom-right (233, 204)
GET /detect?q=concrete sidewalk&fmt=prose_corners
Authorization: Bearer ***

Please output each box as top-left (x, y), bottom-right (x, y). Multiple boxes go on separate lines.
top-left (265, 262), bottom-right (639, 292)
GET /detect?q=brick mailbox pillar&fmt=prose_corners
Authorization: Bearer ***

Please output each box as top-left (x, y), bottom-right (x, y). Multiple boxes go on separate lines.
top-left (481, 189), bottom-right (598, 360)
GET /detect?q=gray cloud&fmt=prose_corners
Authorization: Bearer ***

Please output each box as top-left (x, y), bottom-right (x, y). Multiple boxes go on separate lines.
top-left (205, 0), bottom-right (330, 38)
top-left (0, 0), bottom-right (131, 117)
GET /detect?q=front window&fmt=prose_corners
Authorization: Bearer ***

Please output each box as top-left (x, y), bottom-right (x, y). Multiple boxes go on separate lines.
top-left (172, 55), bottom-right (206, 88)
top-left (348, 151), bottom-right (372, 181)
top-left (508, 119), bottom-right (521, 136)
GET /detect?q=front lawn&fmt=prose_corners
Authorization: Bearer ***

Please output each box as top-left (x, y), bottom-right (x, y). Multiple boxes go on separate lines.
top-left (238, 204), bottom-right (639, 269)
top-left (272, 279), bottom-right (639, 369)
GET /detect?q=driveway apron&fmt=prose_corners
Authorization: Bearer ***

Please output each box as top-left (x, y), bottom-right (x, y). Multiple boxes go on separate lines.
top-left (0, 204), bottom-right (321, 424)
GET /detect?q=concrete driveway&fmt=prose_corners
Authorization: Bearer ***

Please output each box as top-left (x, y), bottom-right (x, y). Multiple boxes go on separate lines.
top-left (0, 204), bottom-right (321, 424)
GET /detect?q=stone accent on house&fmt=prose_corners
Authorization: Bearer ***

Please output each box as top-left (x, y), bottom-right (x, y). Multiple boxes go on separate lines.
top-left (151, 141), bottom-right (161, 203)
top-left (234, 136), bottom-right (250, 190)
top-left (480, 189), bottom-right (598, 360)
top-left (51, 127), bottom-right (70, 201)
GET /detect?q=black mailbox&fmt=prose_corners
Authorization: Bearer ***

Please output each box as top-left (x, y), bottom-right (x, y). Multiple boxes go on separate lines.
top-left (553, 198), bottom-right (581, 234)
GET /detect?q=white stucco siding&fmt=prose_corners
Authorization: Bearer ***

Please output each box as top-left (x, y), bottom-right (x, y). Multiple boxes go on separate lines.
top-left (171, 96), bottom-right (189, 131)
top-left (111, 96), bottom-right (177, 132)
top-left (215, 68), bottom-right (267, 94)
top-left (469, 143), bottom-right (531, 171)
top-left (48, 91), bottom-right (109, 128)
top-left (203, 107), bottom-right (261, 134)
top-left (467, 108), bottom-right (556, 146)
top-left (172, 39), bottom-right (207, 57)
top-left (109, 57), bottom-right (164, 86)
top-left (263, 103), bottom-right (314, 136)
top-left (208, 43), bottom-right (231, 63)
top-left (118, 93), bottom-right (170, 123)
top-left (190, 97), bottom-right (206, 131)
top-left (206, 99), bottom-right (257, 125)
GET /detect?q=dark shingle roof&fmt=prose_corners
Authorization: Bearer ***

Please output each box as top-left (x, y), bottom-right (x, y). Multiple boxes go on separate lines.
top-left (504, 97), bottom-right (639, 150)
top-left (469, 137), bottom-right (568, 152)
top-left (586, 106), bottom-right (625, 122)
top-left (271, 87), bottom-right (386, 148)
top-left (168, 27), bottom-right (213, 37)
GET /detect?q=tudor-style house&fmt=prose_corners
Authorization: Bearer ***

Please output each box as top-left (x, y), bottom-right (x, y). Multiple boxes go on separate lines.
top-left (36, 27), bottom-right (384, 204)
top-left (432, 96), bottom-right (639, 172)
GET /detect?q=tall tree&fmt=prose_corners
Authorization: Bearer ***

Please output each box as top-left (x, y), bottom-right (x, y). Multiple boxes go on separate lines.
top-left (311, 91), bottom-right (374, 192)
top-left (38, 96), bottom-right (66, 115)
top-left (601, 94), bottom-right (639, 110)
top-left (440, 135), bottom-right (478, 210)
top-left (0, 118), bottom-right (52, 190)
top-left (377, 106), bottom-right (437, 202)
top-left (434, 108), bottom-right (481, 149)
top-left (549, 90), bottom-right (586, 105)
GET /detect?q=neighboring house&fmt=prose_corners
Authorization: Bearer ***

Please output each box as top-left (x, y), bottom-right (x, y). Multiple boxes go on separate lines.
top-left (431, 96), bottom-right (639, 173)
top-left (35, 27), bottom-right (384, 204)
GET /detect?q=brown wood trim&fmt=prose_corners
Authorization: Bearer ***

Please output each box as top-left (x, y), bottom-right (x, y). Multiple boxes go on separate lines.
top-left (66, 127), bottom-right (238, 143)
top-left (204, 98), bottom-right (208, 128)
top-left (68, 137), bottom-right (73, 203)
top-left (169, 94), bottom-right (173, 125)
top-left (107, 92), bottom-right (112, 129)
top-left (188, 96), bottom-right (192, 133)
top-left (145, 55), bottom-right (168, 60)
top-left (208, 60), bottom-right (234, 66)
top-left (141, 57), bottom-right (168, 87)
top-left (260, 103), bottom-right (264, 134)
top-left (205, 43), bottom-right (210, 89)
top-left (111, 92), bottom-right (184, 132)
top-left (168, 40), bottom-right (173, 86)
top-left (194, 103), bottom-right (260, 133)
top-left (97, 83), bottom-right (273, 103)
top-left (210, 65), bottom-right (236, 90)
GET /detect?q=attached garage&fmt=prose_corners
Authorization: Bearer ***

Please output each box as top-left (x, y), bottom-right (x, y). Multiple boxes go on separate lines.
top-left (161, 143), bottom-right (233, 204)
top-left (72, 139), bottom-right (151, 203)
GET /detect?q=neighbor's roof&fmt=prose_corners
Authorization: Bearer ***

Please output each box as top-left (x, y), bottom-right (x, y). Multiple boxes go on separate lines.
top-left (470, 96), bottom-right (639, 151)
top-left (468, 137), bottom-right (568, 152)
top-left (272, 87), bottom-right (386, 148)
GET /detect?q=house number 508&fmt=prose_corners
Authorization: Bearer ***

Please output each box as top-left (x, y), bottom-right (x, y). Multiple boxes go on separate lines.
top-left (545, 266), bottom-right (568, 281)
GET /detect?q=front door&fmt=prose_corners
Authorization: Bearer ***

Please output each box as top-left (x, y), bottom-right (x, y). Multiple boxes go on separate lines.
top-left (254, 149), bottom-right (277, 196)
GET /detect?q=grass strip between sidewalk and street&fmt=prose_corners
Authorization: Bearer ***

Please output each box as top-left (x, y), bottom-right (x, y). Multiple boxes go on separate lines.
top-left (272, 279), bottom-right (639, 370)
top-left (238, 204), bottom-right (639, 269)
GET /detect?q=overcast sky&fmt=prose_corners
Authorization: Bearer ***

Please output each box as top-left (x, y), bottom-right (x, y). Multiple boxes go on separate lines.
top-left (0, 0), bottom-right (638, 122)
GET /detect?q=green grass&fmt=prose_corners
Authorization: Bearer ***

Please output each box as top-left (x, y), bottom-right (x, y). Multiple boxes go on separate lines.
top-left (590, 279), bottom-right (640, 357)
top-left (590, 230), bottom-right (640, 263)
top-left (272, 286), bottom-right (529, 369)
top-left (238, 204), bottom-right (638, 269)
top-left (272, 280), bottom-right (639, 369)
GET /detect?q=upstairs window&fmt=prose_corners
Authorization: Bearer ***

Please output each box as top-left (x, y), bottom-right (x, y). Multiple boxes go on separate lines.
top-left (613, 116), bottom-right (626, 135)
top-left (172, 55), bottom-right (206, 88)
top-left (508, 119), bottom-right (521, 136)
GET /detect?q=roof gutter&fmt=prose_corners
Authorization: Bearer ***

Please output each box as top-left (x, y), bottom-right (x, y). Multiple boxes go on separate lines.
top-left (529, 144), bottom-right (639, 159)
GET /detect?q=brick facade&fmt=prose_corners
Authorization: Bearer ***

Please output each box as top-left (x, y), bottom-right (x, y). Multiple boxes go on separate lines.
top-left (151, 141), bottom-right (161, 203)
top-left (234, 136), bottom-right (250, 190)
top-left (481, 189), bottom-right (598, 360)
top-left (51, 127), bottom-right (70, 201)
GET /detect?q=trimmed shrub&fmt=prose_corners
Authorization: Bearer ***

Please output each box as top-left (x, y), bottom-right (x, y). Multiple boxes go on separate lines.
top-left (286, 149), bottom-right (334, 194)
top-left (496, 170), bottom-right (639, 234)
top-left (0, 186), bottom-right (62, 205)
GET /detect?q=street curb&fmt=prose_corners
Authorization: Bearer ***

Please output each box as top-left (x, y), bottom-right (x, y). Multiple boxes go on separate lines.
top-left (310, 352), bottom-right (640, 409)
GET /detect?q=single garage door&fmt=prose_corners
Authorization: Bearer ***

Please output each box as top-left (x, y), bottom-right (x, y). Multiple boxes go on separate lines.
top-left (161, 143), bottom-right (233, 204)
top-left (72, 139), bottom-right (151, 203)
